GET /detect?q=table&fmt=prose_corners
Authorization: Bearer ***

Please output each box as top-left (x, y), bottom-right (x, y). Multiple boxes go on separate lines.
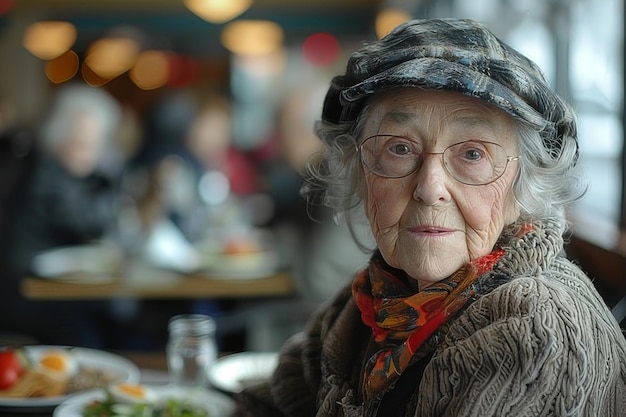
top-left (21, 271), bottom-right (295, 300)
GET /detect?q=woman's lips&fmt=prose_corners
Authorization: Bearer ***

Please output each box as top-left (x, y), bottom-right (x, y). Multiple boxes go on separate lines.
top-left (409, 226), bottom-right (455, 236)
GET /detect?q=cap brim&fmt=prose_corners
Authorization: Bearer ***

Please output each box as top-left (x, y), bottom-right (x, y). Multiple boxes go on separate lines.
top-left (339, 58), bottom-right (547, 130)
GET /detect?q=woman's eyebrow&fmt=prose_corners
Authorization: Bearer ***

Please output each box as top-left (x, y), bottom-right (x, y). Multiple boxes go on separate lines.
top-left (382, 111), bottom-right (495, 128)
top-left (448, 115), bottom-right (495, 129)
top-left (382, 111), bottom-right (415, 124)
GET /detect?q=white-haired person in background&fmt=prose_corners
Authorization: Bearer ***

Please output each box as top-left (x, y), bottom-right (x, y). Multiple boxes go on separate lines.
top-left (233, 18), bottom-right (626, 417)
top-left (0, 83), bottom-right (124, 347)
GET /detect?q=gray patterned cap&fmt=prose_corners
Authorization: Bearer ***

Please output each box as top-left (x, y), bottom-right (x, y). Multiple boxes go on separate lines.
top-left (322, 18), bottom-right (577, 157)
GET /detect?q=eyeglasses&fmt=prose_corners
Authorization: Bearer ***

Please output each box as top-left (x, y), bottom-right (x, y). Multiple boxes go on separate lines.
top-left (358, 135), bottom-right (520, 186)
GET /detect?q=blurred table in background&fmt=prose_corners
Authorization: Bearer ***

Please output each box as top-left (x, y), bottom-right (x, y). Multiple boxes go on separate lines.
top-left (22, 271), bottom-right (295, 300)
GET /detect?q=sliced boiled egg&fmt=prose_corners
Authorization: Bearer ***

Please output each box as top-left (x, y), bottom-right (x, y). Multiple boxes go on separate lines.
top-left (33, 349), bottom-right (78, 381)
top-left (109, 383), bottom-right (156, 404)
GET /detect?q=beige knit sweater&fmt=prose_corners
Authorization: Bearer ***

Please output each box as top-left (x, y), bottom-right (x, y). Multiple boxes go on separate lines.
top-left (234, 221), bottom-right (626, 417)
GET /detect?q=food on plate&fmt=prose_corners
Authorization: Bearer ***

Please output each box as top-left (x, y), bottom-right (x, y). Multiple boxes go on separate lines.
top-left (222, 237), bottom-right (261, 254)
top-left (82, 384), bottom-right (210, 417)
top-left (66, 366), bottom-right (123, 394)
top-left (0, 347), bottom-right (122, 399)
top-left (0, 349), bottom-right (27, 389)
top-left (33, 348), bottom-right (79, 381)
top-left (0, 368), bottom-right (68, 398)
top-left (108, 383), bottom-right (157, 404)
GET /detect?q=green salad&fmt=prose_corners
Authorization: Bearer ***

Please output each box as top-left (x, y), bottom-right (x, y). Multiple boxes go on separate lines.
top-left (82, 390), bottom-right (210, 417)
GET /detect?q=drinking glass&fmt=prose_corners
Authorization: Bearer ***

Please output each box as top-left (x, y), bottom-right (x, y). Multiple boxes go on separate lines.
top-left (166, 314), bottom-right (217, 387)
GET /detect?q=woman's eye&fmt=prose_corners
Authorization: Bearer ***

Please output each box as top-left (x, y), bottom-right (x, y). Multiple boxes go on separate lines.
top-left (463, 148), bottom-right (483, 161)
top-left (388, 143), bottom-right (412, 156)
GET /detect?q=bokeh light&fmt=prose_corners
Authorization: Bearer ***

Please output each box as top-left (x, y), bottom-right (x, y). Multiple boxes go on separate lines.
top-left (129, 50), bottom-right (169, 90)
top-left (302, 32), bottom-right (340, 67)
top-left (375, 7), bottom-right (411, 39)
top-left (221, 20), bottom-right (284, 56)
top-left (45, 50), bottom-right (79, 84)
top-left (84, 37), bottom-right (140, 79)
top-left (184, 0), bottom-right (252, 24)
top-left (22, 21), bottom-right (77, 60)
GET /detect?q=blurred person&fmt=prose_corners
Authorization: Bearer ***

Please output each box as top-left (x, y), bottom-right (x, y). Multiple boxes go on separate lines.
top-left (233, 18), bottom-right (626, 416)
top-left (0, 83), bottom-right (124, 347)
top-left (126, 90), bottom-right (200, 241)
top-left (186, 95), bottom-right (259, 197)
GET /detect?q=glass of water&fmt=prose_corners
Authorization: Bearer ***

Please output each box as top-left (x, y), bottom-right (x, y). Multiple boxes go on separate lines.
top-left (166, 314), bottom-right (217, 387)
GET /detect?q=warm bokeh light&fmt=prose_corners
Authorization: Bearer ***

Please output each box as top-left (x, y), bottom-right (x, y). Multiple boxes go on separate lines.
top-left (129, 50), bottom-right (169, 90)
top-left (84, 37), bottom-right (140, 79)
top-left (184, 0), bottom-right (252, 23)
top-left (221, 20), bottom-right (284, 56)
top-left (22, 21), bottom-right (77, 60)
top-left (375, 7), bottom-right (411, 38)
top-left (80, 61), bottom-right (112, 87)
top-left (45, 50), bottom-right (79, 84)
top-left (302, 32), bottom-right (340, 67)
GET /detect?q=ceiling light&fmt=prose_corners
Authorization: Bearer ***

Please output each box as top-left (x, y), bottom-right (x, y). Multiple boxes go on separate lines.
top-left (84, 37), bottom-right (140, 79)
top-left (22, 21), bottom-right (77, 60)
top-left (221, 20), bottom-right (284, 56)
top-left (184, 0), bottom-right (252, 24)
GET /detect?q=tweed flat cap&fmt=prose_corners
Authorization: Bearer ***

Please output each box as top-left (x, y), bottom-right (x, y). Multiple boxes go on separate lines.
top-left (322, 18), bottom-right (576, 155)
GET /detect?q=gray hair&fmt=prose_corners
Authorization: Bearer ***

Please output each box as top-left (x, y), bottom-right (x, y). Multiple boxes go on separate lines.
top-left (38, 84), bottom-right (121, 152)
top-left (302, 99), bottom-right (586, 250)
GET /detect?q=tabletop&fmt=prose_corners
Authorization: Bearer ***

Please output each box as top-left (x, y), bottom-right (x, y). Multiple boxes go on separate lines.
top-left (21, 270), bottom-right (295, 300)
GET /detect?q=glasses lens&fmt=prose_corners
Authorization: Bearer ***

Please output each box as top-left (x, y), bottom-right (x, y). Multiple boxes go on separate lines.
top-left (443, 141), bottom-right (508, 185)
top-left (360, 135), bottom-right (420, 178)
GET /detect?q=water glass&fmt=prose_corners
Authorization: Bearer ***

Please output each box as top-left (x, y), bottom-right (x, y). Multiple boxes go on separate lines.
top-left (166, 314), bottom-right (217, 387)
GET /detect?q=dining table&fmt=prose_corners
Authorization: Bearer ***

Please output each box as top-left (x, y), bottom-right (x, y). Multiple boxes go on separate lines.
top-left (21, 270), bottom-right (295, 301)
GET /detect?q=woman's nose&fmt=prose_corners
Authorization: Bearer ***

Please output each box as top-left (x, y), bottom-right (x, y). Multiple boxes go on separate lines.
top-left (411, 154), bottom-right (452, 205)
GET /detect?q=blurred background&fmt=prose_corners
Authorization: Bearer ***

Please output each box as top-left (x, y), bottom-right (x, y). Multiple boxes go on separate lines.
top-left (0, 0), bottom-right (623, 352)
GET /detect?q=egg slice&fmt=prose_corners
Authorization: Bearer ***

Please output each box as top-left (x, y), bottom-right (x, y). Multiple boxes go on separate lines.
top-left (109, 383), bottom-right (156, 404)
top-left (33, 349), bottom-right (78, 381)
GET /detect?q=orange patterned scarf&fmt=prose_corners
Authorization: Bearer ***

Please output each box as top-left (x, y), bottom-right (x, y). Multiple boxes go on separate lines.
top-left (352, 249), bottom-right (505, 400)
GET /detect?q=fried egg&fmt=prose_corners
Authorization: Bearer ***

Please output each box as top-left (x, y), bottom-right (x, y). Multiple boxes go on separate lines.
top-left (109, 383), bottom-right (156, 404)
top-left (33, 349), bottom-right (78, 381)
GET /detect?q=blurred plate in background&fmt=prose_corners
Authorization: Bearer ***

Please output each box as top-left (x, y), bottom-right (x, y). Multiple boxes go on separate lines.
top-left (208, 352), bottom-right (278, 393)
top-left (31, 244), bottom-right (122, 283)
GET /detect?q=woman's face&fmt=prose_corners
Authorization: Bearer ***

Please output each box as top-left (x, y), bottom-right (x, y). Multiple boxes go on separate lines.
top-left (361, 89), bottom-right (520, 289)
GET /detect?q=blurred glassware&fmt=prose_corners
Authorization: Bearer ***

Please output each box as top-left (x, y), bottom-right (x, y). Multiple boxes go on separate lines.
top-left (166, 314), bottom-right (217, 388)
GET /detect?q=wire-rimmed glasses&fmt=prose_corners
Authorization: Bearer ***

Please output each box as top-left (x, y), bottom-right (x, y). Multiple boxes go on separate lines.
top-left (358, 135), bottom-right (520, 186)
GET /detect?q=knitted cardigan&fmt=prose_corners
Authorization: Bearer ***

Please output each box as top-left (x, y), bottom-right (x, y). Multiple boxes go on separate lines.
top-left (233, 220), bottom-right (626, 417)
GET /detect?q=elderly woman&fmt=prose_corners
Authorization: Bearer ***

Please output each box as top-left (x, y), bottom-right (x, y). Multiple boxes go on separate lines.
top-left (234, 18), bottom-right (626, 416)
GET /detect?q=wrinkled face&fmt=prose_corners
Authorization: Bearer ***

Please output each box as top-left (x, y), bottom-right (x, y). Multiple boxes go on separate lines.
top-left (361, 89), bottom-right (520, 289)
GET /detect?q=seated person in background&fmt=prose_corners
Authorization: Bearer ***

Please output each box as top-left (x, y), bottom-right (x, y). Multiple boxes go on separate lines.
top-left (233, 19), bottom-right (626, 416)
top-left (0, 83), bottom-right (123, 347)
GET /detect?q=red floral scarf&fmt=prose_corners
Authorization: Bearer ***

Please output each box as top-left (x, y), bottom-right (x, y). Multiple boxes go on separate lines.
top-left (352, 249), bottom-right (506, 400)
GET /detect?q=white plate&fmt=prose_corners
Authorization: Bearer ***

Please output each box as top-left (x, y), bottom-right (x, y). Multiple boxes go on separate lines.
top-left (54, 385), bottom-right (235, 417)
top-left (0, 345), bottom-right (140, 411)
top-left (208, 352), bottom-right (278, 393)
top-left (197, 250), bottom-right (280, 280)
top-left (31, 244), bottom-right (122, 283)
